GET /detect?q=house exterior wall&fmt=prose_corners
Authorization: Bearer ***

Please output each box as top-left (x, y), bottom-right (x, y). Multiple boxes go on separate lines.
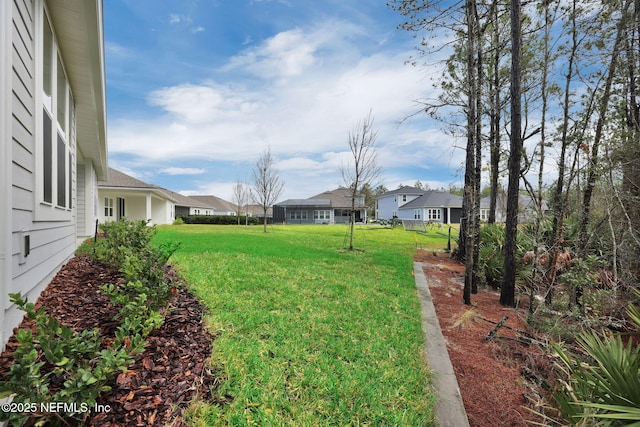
top-left (376, 193), bottom-right (421, 220)
top-left (99, 190), bottom-right (175, 225)
top-left (2, 0), bottom-right (105, 350)
top-left (1, 0), bottom-right (13, 349)
top-left (187, 207), bottom-right (214, 216)
top-left (76, 161), bottom-right (99, 240)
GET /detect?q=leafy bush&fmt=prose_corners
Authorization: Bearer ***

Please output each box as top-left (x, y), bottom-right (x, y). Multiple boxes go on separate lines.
top-left (0, 294), bottom-right (143, 426)
top-left (92, 219), bottom-right (155, 269)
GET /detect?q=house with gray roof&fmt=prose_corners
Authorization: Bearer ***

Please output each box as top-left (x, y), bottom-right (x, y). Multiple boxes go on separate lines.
top-left (376, 186), bottom-right (463, 224)
top-left (189, 195), bottom-right (237, 216)
top-left (273, 187), bottom-right (367, 224)
top-left (162, 190), bottom-right (214, 217)
top-left (98, 168), bottom-right (178, 225)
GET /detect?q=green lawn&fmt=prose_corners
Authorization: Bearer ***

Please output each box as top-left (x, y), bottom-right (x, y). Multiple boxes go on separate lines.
top-left (154, 224), bottom-right (450, 426)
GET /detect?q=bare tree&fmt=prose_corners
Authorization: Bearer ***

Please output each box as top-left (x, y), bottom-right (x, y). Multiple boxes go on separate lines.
top-left (341, 111), bottom-right (382, 250)
top-left (232, 179), bottom-right (249, 225)
top-left (251, 147), bottom-right (285, 233)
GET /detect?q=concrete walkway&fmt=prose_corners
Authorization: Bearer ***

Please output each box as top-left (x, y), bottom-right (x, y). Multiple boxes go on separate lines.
top-left (414, 262), bottom-right (470, 427)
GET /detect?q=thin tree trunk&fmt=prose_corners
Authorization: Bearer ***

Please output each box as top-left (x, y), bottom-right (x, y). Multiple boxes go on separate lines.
top-left (488, 1), bottom-right (501, 225)
top-left (529, 0), bottom-right (553, 314)
top-left (547, 0), bottom-right (579, 304)
top-left (577, 3), bottom-right (629, 259)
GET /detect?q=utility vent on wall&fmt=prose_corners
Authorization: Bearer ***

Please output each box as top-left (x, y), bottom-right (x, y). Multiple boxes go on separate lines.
top-left (19, 229), bottom-right (30, 265)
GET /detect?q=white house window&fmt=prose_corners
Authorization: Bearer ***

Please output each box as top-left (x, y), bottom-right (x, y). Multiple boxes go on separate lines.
top-left (414, 209), bottom-right (421, 219)
top-left (314, 210), bottom-right (331, 220)
top-left (402, 195), bottom-right (407, 202)
top-left (117, 198), bottom-right (125, 219)
top-left (480, 209), bottom-right (489, 221)
top-left (290, 210), bottom-right (308, 220)
top-left (104, 197), bottom-right (114, 218)
top-left (38, 7), bottom-right (74, 217)
top-left (427, 208), bottom-right (441, 221)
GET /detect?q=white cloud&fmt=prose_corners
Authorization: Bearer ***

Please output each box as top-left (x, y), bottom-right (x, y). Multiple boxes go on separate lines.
top-left (169, 14), bottom-right (191, 25)
top-left (160, 167), bottom-right (207, 175)
top-left (108, 17), bottom-right (458, 200)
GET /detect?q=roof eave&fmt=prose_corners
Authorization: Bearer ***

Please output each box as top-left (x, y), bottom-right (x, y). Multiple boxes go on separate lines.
top-left (48, 0), bottom-right (107, 180)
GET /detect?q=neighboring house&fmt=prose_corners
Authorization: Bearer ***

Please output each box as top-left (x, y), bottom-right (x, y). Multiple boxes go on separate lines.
top-left (273, 188), bottom-right (367, 224)
top-left (246, 204), bottom-right (271, 220)
top-left (480, 193), bottom-right (549, 223)
top-left (1, 1), bottom-right (107, 349)
top-left (98, 168), bottom-right (177, 226)
top-left (162, 190), bottom-right (214, 217)
top-left (376, 186), bottom-right (463, 224)
top-left (188, 195), bottom-right (237, 216)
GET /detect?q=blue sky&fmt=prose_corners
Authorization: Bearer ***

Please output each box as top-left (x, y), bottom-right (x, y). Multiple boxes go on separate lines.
top-left (103, 0), bottom-right (465, 201)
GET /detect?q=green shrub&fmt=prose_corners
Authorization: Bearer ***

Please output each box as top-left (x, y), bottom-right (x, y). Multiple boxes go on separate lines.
top-left (2, 218), bottom-right (180, 426)
top-left (0, 293), bottom-right (142, 426)
top-left (93, 218), bottom-right (155, 269)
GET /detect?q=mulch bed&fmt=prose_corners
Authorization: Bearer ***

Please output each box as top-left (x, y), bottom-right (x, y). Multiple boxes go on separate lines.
top-left (415, 251), bottom-right (552, 427)
top-left (0, 256), bottom-right (220, 427)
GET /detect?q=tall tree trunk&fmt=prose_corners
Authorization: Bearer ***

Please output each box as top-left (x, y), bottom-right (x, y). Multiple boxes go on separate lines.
top-left (488, 2), bottom-right (501, 225)
top-left (500, 0), bottom-right (522, 307)
top-left (463, 0), bottom-right (480, 305)
top-left (472, 1), bottom-right (483, 295)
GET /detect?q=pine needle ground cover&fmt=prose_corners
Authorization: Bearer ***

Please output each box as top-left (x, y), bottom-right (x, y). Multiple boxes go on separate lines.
top-left (154, 224), bottom-right (444, 426)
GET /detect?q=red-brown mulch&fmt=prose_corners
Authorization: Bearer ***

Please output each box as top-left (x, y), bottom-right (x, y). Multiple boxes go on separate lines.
top-left (415, 251), bottom-right (551, 427)
top-left (0, 256), bottom-right (220, 427)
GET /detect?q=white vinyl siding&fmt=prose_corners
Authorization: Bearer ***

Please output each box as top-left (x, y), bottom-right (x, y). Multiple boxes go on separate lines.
top-left (2, 0), bottom-right (87, 351)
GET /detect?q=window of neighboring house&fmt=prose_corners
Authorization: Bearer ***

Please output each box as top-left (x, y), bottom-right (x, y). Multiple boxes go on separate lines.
top-left (104, 197), bottom-right (114, 218)
top-left (38, 8), bottom-right (74, 219)
top-left (290, 210), bottom-right (307, 220)
top-left (194, 209), bottom-right (200, 215)
top-left (480, 209), bottom-right (489, 221)
top-left (117, 198), bottom-right (125, 220)
top-left (314, 210), bottom-right (331, 220)
top-left (402, 195), bottom-right (407, 202)
top-left (414, 209), bottom-right (421, 219)
top-left (427, 208), bottom-right (441, 221)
